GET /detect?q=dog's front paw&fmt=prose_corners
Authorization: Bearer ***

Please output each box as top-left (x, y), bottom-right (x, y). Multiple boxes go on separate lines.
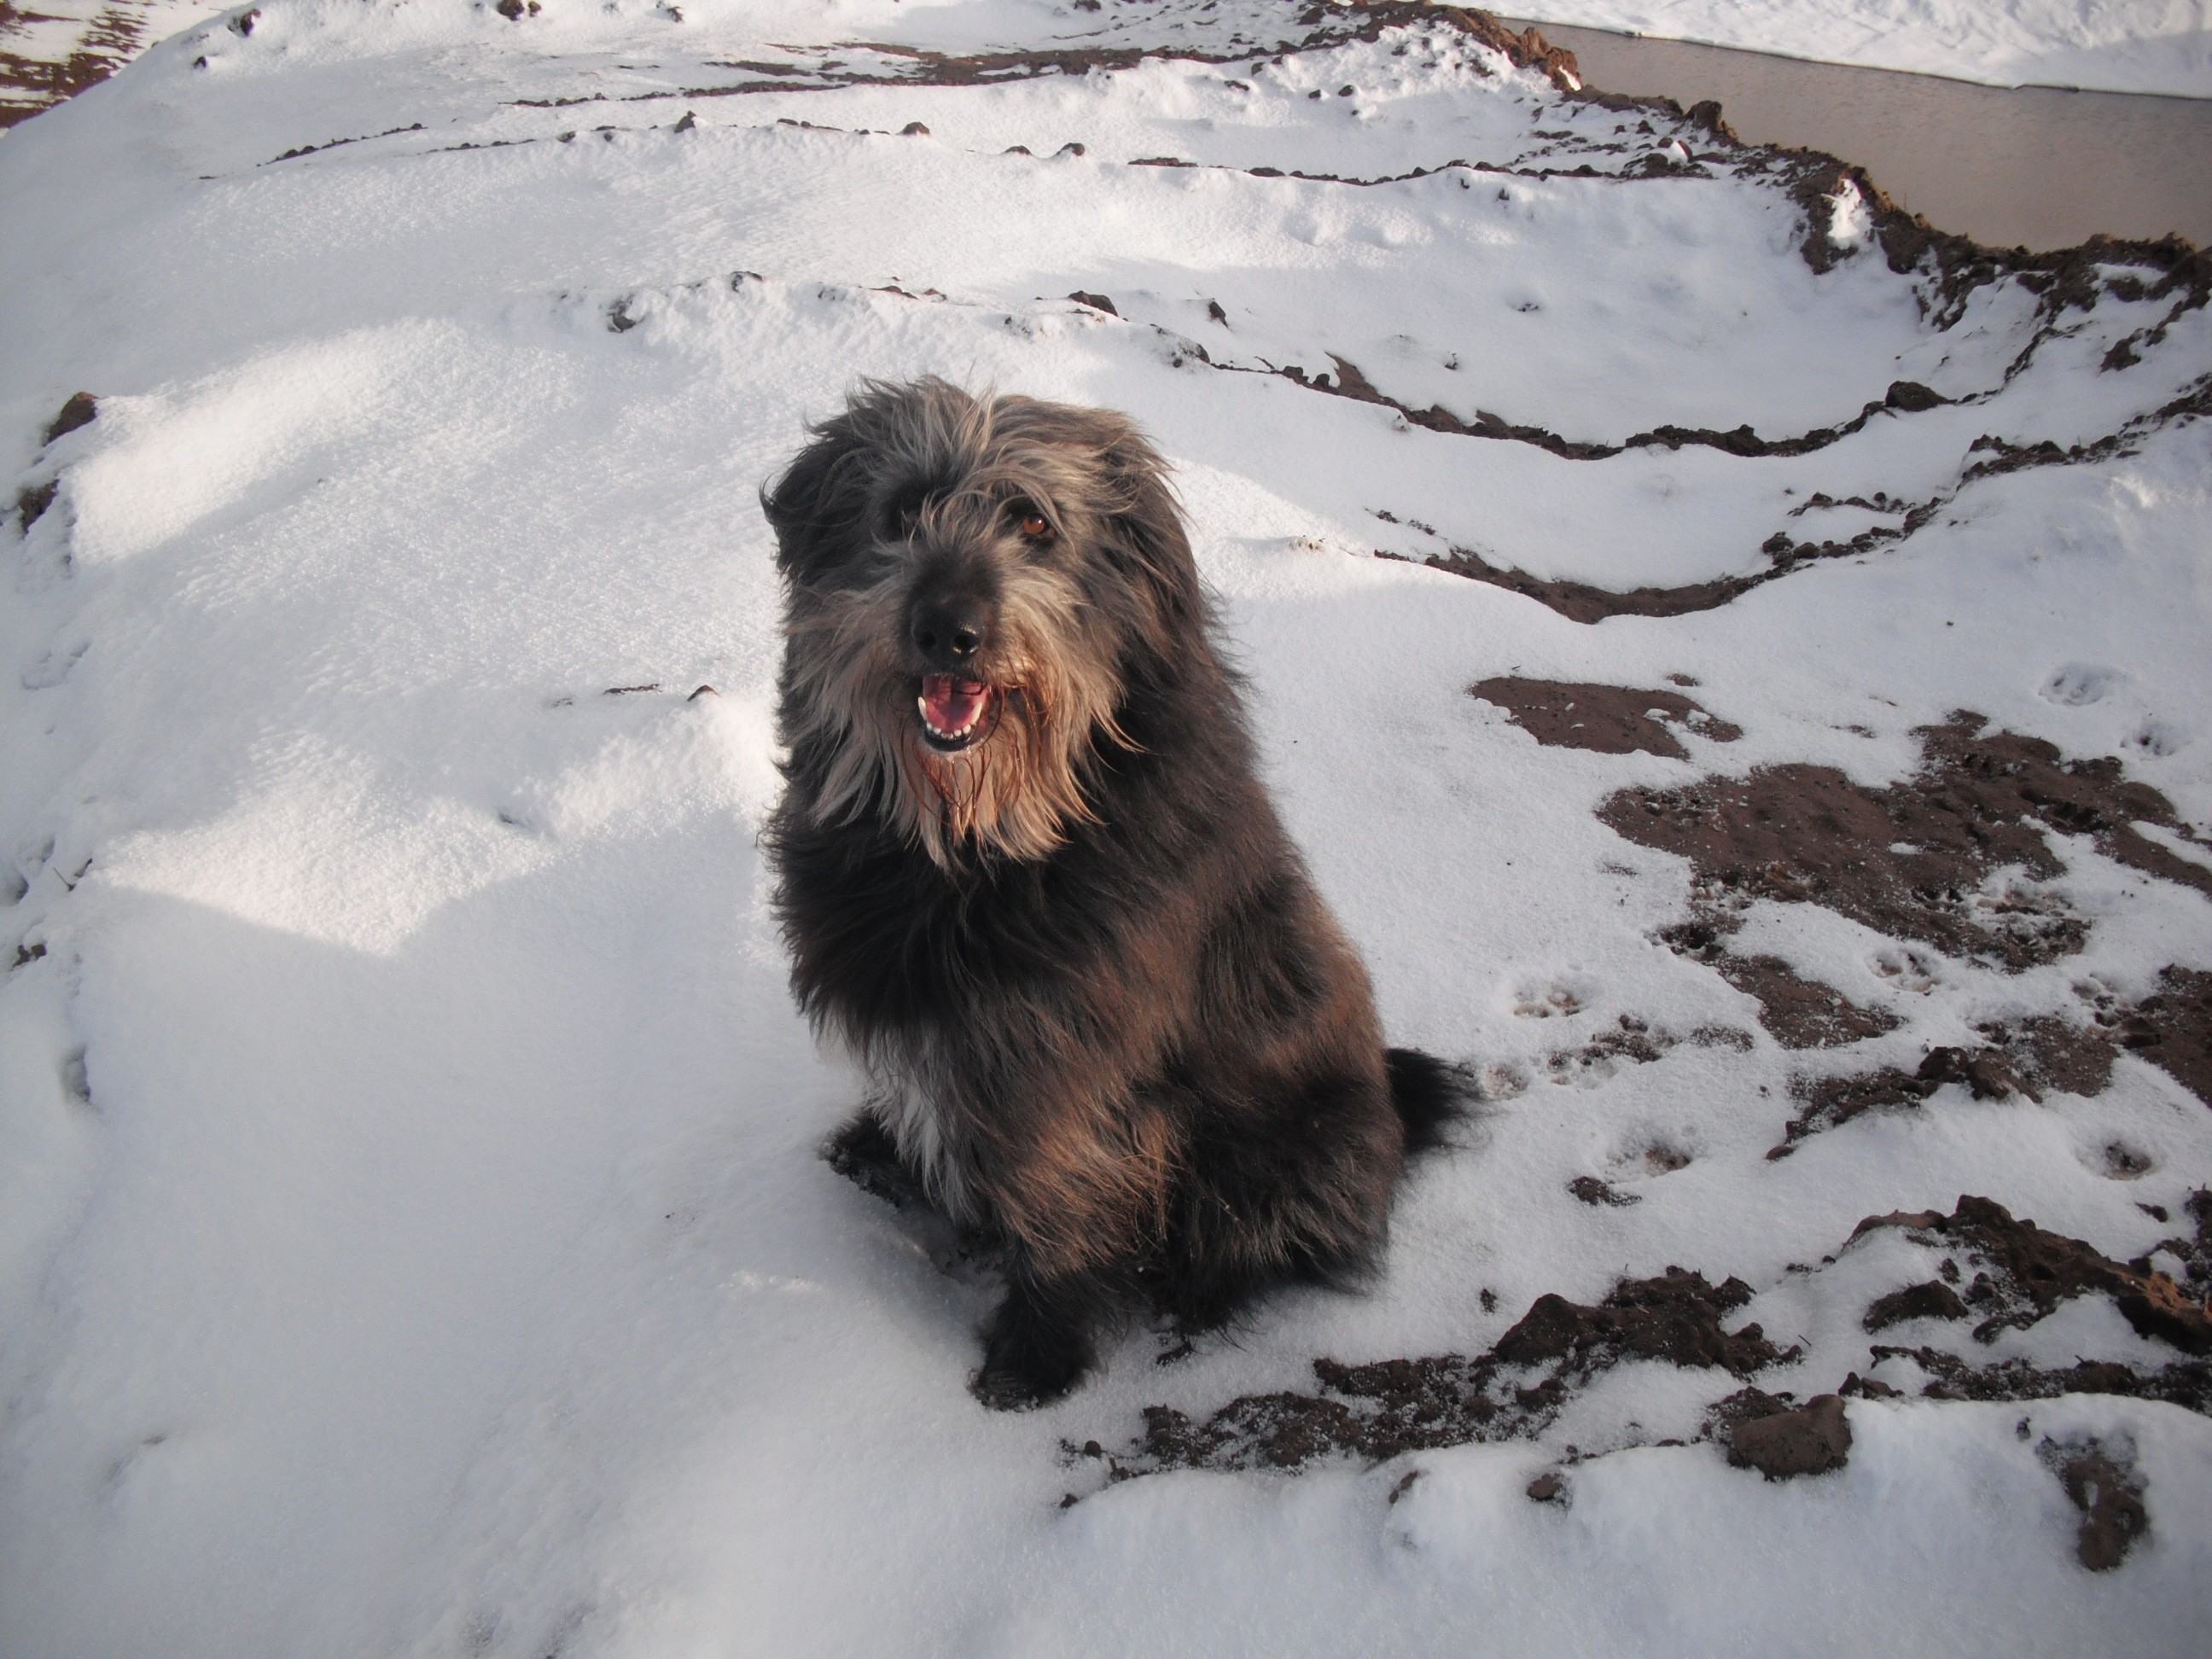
top-left (969, 1348), bottom-right (1081, 1412)
top-left (971, 1295), bottom-right (1091, 1410)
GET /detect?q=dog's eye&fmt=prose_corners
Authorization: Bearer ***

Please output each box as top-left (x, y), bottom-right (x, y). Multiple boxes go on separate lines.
top-left (1016, 508), bottom-right (1051, 540)
top-left (883, 486), bottom-right (930, 539)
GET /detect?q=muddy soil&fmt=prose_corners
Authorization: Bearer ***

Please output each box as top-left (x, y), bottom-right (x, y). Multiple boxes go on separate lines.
top-left (1543, 1013), bottom-right (1749, 1086)
top-left (1470, 676), bottom-right (1740, 759)
top-left (1658, 920), bottom-right (1901, 1050)
top-left (1851, 1197), bottom-right (2211, 1354)
top-left (2044, 1440), bottom-right (2150, 1570)
top-left (1773, 1017), bottom-right (2116, 1155)
top-left (1619, 710), bottom-right (2212, 1081)
top-left (1109, 1200), bottom-right (2211, 1481)
top-left (1872, 1345), bottom-right (2212, 1416)
top-left (1116, 1268), bottom-right (1787, 1475)
top-left (1604, 714), bottom-right (2212, 975)
top-left (2104, 966), bottom-right (2212, 1106)
top-left (1777, 977), bottom-right (2208, 1157)
top-left (1, 3), bottom-right (150, 127)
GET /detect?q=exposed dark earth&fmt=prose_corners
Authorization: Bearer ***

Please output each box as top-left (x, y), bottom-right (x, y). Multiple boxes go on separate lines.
top-left (1470, 676), bottom-right (1741, 759)
top-left (1069, 1195), bottom-right (2211, 1548)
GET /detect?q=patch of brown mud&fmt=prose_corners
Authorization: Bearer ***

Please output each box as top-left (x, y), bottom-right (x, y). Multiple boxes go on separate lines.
top-left (1406, 543), bottom-right (1762, 622)
top-left (2040, 1438), bottom-right (2149, 1571)
top-left (1, 3), bottom-right (146, 127)
top-left (15, 392), bottom-right (99, 532)
top-left (2098, 966), bottom-right (2212, 1106)
top-left (1608, 715), bottom-right (2212, 984)
top-left (1549, 1016), bottom-right (1666, 1078)
top-left (1773, 1065), bottom-right (1936, 1154)
top-left (1771, 1016), bottom-right (2116, 1155)
top-left (1851, 1196), bottom-right (2212, 1355)
top-left (1659, 921), bottom-right (1899, 1049)
top-left (1116, 1269), bottom-right (1789, 1474)
top-left (1986, 1012), bottom-right (2119, 1098)
top-left (1773, 1015), bottom-right (2116, 1155)
top-left (43, 391), bottom-right (96, 443)
top-left (1470, 676), bottom-right (1740, 759)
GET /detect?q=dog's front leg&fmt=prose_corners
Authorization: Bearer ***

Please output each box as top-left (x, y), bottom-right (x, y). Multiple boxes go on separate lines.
top-left (973, 1251), bottom-right (1103, 1409)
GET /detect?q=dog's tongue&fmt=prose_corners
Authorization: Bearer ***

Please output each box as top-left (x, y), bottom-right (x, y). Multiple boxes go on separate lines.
top-left (921, 673), bottom-right (989, 734)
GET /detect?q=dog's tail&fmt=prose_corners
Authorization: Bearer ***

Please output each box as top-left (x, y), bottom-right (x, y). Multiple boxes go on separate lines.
top-left (1386, 1047), bottom-right (1477, 1157)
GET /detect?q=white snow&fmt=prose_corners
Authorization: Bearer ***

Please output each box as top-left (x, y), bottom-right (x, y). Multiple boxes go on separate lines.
top-left (3, 3), bottom-right (2211, 1656)
top-left (1517, 0), bottom-right (2212, 98)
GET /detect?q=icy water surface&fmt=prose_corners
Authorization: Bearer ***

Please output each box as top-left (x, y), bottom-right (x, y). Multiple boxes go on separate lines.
top-left (1511, 16), bottom-right (2212, 248)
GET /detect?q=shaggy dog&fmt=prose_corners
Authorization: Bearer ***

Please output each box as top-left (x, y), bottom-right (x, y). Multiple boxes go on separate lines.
top-left (762, 378), bottom-right (1468, 1408)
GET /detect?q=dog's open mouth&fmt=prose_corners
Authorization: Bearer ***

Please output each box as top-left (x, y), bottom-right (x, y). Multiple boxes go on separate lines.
top-left (918, 673), bottom-right (995, 752)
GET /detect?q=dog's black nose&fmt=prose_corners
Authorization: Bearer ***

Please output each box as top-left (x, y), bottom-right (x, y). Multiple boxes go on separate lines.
top-left (911, 601), bottom-right (990, 667)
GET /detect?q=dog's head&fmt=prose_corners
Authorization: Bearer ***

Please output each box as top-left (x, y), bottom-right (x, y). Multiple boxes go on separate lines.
top-left (764, 377), bottom-right (1202, 867)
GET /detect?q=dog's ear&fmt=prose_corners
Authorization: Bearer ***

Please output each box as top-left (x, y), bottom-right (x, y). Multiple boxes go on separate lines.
top-left (1098, 434), bottom-right (1205, 637)
top-left (761, 416), bottom-right (870, 579)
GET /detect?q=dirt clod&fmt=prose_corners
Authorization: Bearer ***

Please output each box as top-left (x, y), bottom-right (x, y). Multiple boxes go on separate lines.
top-left (1470, 677), bottom-right (1741, 759)
top-left (1546, 1014), bottom-right (1726, 1081)
top-left (1492, 1268), bottom-right (1785, 1375)
top-left (15, 480), bottom-right (58, 531)
top-left (1724, 1392), bottom-right (1851, 1479)
top-left (1864, 1279), bottom-right (1970, 1330)
top-left (1838, 1371), bottom-right (1901, 1399)
top-left (1525, 1470), bottom-right (1563, 1501)
top-left (1916, 1044), bottom-right (2030, 1100)
top-left (2043, 1441), bottom-right (2149, 1570)
top-left (1067, 290), bottom-right (1118, 315)
top-left (44, 393), bottom-right (96, 444)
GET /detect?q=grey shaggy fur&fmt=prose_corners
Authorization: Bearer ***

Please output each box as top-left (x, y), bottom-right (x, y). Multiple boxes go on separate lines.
top-left (762, 378), bottom-right (1468, 1407)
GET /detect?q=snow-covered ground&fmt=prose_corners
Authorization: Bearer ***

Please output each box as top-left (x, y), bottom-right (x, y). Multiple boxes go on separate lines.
top-left (6, 0), bottom-right (2210, 127)
top-left (1516, 0), bottom-right (2212, 97)
top-left (3, 3), bottom-right (2210, 1655)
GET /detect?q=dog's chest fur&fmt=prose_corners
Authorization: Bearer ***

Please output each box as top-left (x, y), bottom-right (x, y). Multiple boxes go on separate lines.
top-left (862, 1026), bottom-right (976, 1220)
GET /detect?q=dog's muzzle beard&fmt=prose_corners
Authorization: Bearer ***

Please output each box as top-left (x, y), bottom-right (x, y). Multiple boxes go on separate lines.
top-left (786, 542), bottom-right (1115, 870)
